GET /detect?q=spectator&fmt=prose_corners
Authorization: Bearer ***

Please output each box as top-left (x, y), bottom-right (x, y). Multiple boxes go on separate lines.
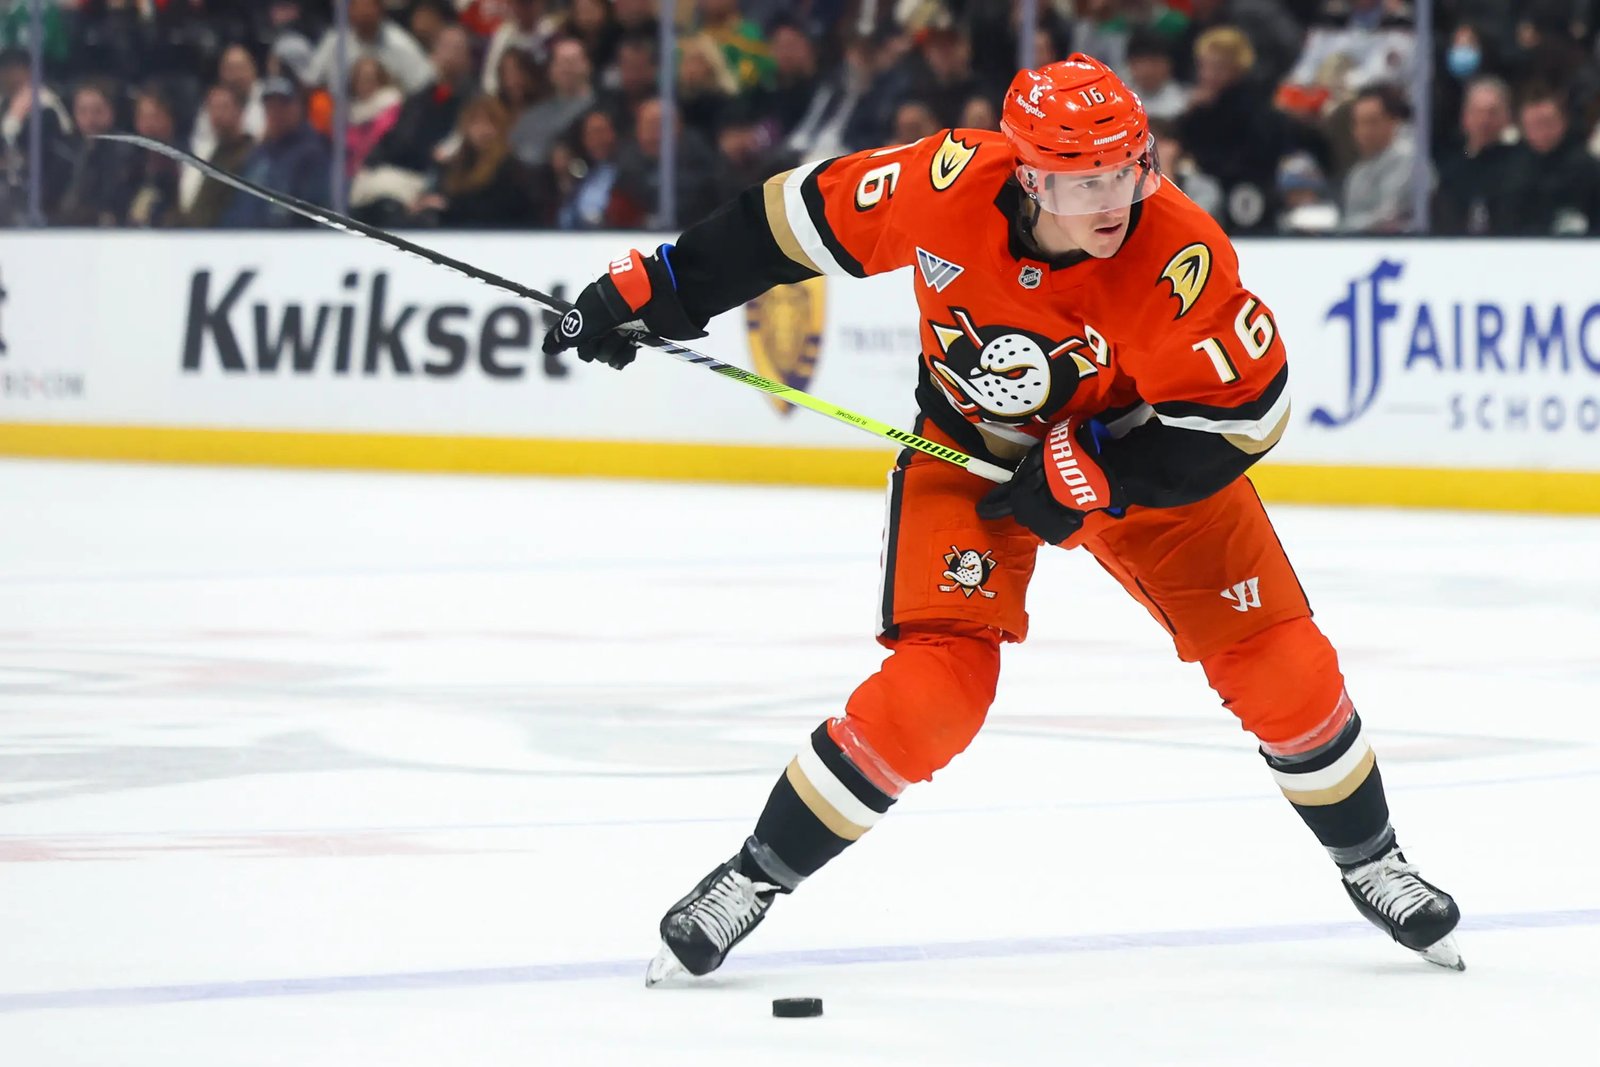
top-left (1502, 12), bottom-right (1591, 99)
top-left (364, 25), bottom-right (475, 174)
top-left (1444, 23), bottom-right (1487, 83)
top-left (1277, 0), bottom-right (1416, 116)
top-left (1030, 20), bottom-right (1068, 68)
top-left (511, 37), bottom-right (595, 167)
top-left (615, 96), bottom-right (723, 227)
top-left (183, 43), bottom-right (266, 212)
top-left (125, 86), bottom-right (182, 227)
top-left (1278, 152), bottom-right (1341, 232)
top-left (269, 33), bottom-right (316, 87)
top-left (414, 96), bottom-right (537, 228)
top-left (601, 31), bottom-right (659, 134)
top-left (1153, 119), bottom-right (1226, 219)
top-left (1123, 0), bottom-right (1192, 41)
top-left (960, 94), bottom-right (998, 131)
top-left (716, 101), bottom-right (784, 197)
top-left (697, 0), bottom-right (773, 92)
top-left (408, 0), bottom-right (456, 53)
top-left (221, 75), bottom-right (331, 227)
top-left (1513, 87), bottom-right (1600, 235)
top-left (1126, 28), bottom-right (1188, 122)
top-left (56, 78), bottom-right (138, 226)
top-left (784, 33), bottom-right (874, 160)
top-left (495, 47), bottom-right (544, 117)
top-left (676, 33), bottom-right (737, 144)
top-left (182, 84), bottom-right (257, 227)
top-left (306, 0), bottom-right (433, 94)
top-left (907, 28), bottom-right (982, 128)
top-left (1339, 84), bottom-right (1417, 232)
top-left (566, 0), bottom-right (622, 72)
top-left (1433, 75), bottom-right (1525, 234)
top-left (194, 44), bottom-right (265, 150)
top-left (763, 22), bottom-right (820, 136)
top-left (1072, 0), bottom-right (1130, 73)
top-left (0, 46), bottom-right (71, 224)
top-left (344, 56), bottom-right (403, 178)
top-left (556, 108), bottom-right (641, 228)
top-left (892, 99), bottom-right (940, 143)
top-left (1178, 27), bottom-right (1289, 232)
top-left (483, 0), bottom-right (558, 95)
top-left (1179, 0), bottom-right (1303, 84)
top-left (611, 0), bottom-right (658, 39)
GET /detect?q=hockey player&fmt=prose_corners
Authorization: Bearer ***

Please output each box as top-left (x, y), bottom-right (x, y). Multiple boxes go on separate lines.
top-left (541, 55), bottom-right (1463, 979)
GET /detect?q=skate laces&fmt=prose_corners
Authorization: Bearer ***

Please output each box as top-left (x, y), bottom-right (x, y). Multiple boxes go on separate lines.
top-left (687, 870), bottom-right (774, 951)
top-left (1345, 852), bottom-right (1437, 925)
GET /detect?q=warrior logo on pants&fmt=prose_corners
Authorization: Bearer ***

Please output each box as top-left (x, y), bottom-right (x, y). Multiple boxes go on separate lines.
top-left (940, 547), bottom-right (998, 599)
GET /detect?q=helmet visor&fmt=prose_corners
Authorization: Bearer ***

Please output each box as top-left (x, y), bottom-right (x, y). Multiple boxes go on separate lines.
top-left (1017, 150), bottom-right (1162, 216)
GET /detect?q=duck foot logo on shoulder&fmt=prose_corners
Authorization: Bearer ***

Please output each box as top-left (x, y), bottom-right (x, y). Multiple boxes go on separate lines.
top-left (940, 546), bottom-right (997, 599)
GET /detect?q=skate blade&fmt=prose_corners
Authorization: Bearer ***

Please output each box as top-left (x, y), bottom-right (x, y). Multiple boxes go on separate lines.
top-left (1417, 933), bottom-right (1465, 972)
top-left (644, 942), bottom-right (688, 988)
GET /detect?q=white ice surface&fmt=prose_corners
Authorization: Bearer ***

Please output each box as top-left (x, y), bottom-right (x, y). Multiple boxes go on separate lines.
top-left (1, 460), bottom-right (1597, 1066)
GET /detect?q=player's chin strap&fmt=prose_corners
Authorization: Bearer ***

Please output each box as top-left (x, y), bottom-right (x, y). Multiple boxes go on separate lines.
top-left (1016, 184), bottom-right (1046, 248)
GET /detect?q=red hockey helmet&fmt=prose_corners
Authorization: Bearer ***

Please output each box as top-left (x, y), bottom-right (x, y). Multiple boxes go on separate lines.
top-left (1000, 55), bottom-right (1160, 216)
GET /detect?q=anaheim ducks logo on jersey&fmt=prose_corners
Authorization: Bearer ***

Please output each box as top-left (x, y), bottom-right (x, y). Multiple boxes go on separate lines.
top-left (1159, 242), bottom-right (1213, 318)
top-left (929, 131), bottom-right (980, 191)
top-left (926, 308), bottom-right (1102, 424)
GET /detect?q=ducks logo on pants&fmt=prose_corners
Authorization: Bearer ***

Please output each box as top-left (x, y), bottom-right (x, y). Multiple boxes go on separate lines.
top-left (939, 547), bottom-right (998, 599)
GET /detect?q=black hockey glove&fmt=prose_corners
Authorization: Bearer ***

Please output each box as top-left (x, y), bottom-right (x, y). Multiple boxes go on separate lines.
top-left (541, 245), bottom-right (707, 370)
top-left (976, 418), bottom-right (1124, 544)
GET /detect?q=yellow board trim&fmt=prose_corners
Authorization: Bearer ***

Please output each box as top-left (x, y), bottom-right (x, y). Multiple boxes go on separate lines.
top-left (3, 422), bottom-right (1600, 514)
top-left (1247, 462), bottom-right (1600, 516)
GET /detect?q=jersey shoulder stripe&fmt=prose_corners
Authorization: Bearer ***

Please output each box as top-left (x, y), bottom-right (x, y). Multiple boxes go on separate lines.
top-left (762, 159), bottom-right (864, 277)
top-left (761, 131), bottom-right (1011, 280)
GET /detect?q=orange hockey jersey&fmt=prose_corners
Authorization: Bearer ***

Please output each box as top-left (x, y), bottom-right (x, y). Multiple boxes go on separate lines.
top-left (668, 128), bottom-right (1291, 507)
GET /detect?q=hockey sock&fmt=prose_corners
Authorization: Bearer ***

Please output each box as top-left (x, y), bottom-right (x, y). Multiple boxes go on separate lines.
top-left (738, 721), bottom-right (902, 891)
top-left (1261, 697), bottom-right (1396, 868)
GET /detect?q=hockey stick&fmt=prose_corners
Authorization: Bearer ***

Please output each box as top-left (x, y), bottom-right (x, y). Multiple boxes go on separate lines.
top-left (102, 134), bottom-right (1012, 484)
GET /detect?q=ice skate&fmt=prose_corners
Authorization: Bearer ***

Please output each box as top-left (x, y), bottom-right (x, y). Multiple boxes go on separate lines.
top-left (1342, 847), bottom-right (1464, 970)
top-left (645, 858), bottom-right (779, 986)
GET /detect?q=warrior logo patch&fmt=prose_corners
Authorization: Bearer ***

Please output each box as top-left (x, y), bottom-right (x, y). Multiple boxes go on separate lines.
top-left (940, 547), bottom-right (997, 598)
top-left (915, 247), bottom-right (964, 292)
top-left (1160, 243), bottom-right (1212, 318)
top-left (926, 307), bottom-right (1099, 423)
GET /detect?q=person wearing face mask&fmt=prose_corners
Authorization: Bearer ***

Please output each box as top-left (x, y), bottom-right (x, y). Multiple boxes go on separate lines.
top-left (1445, 25), bottom-right (1483, 82)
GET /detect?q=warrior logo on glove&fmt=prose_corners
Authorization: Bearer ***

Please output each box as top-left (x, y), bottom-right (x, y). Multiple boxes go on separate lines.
top-left (1044, 419), bottom-right (1106, 509)
top-left (560, 308), bottom-right (584, 338)
top-left (939, 546), bottom-right (998, 599)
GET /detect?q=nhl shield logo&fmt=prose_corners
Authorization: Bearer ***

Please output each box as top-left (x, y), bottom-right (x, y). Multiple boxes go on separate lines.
top-left (745, 275), bottom-right (826, 415)
top-left (1017, 265), bottom-right (1043, 290)
top-left (939, 546), bottom-right (997, 598)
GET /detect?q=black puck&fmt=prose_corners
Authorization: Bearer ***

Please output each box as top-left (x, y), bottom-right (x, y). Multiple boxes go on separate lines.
top-left (772, 997), bottom-right (823, 1018)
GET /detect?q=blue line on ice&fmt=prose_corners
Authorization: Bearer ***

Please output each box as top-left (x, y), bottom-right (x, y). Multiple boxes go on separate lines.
top-left (1, 908), bottom-right (1594, 1014)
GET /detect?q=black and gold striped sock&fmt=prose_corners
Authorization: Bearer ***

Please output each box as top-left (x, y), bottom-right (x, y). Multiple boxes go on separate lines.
top-left (1263, 709), bottom-right (1396, 868)
top-left (737, 722), bottom-right (897, 891)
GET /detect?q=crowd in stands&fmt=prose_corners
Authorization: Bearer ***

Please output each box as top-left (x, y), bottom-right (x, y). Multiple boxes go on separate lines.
top-left (2, 0), bottom-right (1599, 235)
